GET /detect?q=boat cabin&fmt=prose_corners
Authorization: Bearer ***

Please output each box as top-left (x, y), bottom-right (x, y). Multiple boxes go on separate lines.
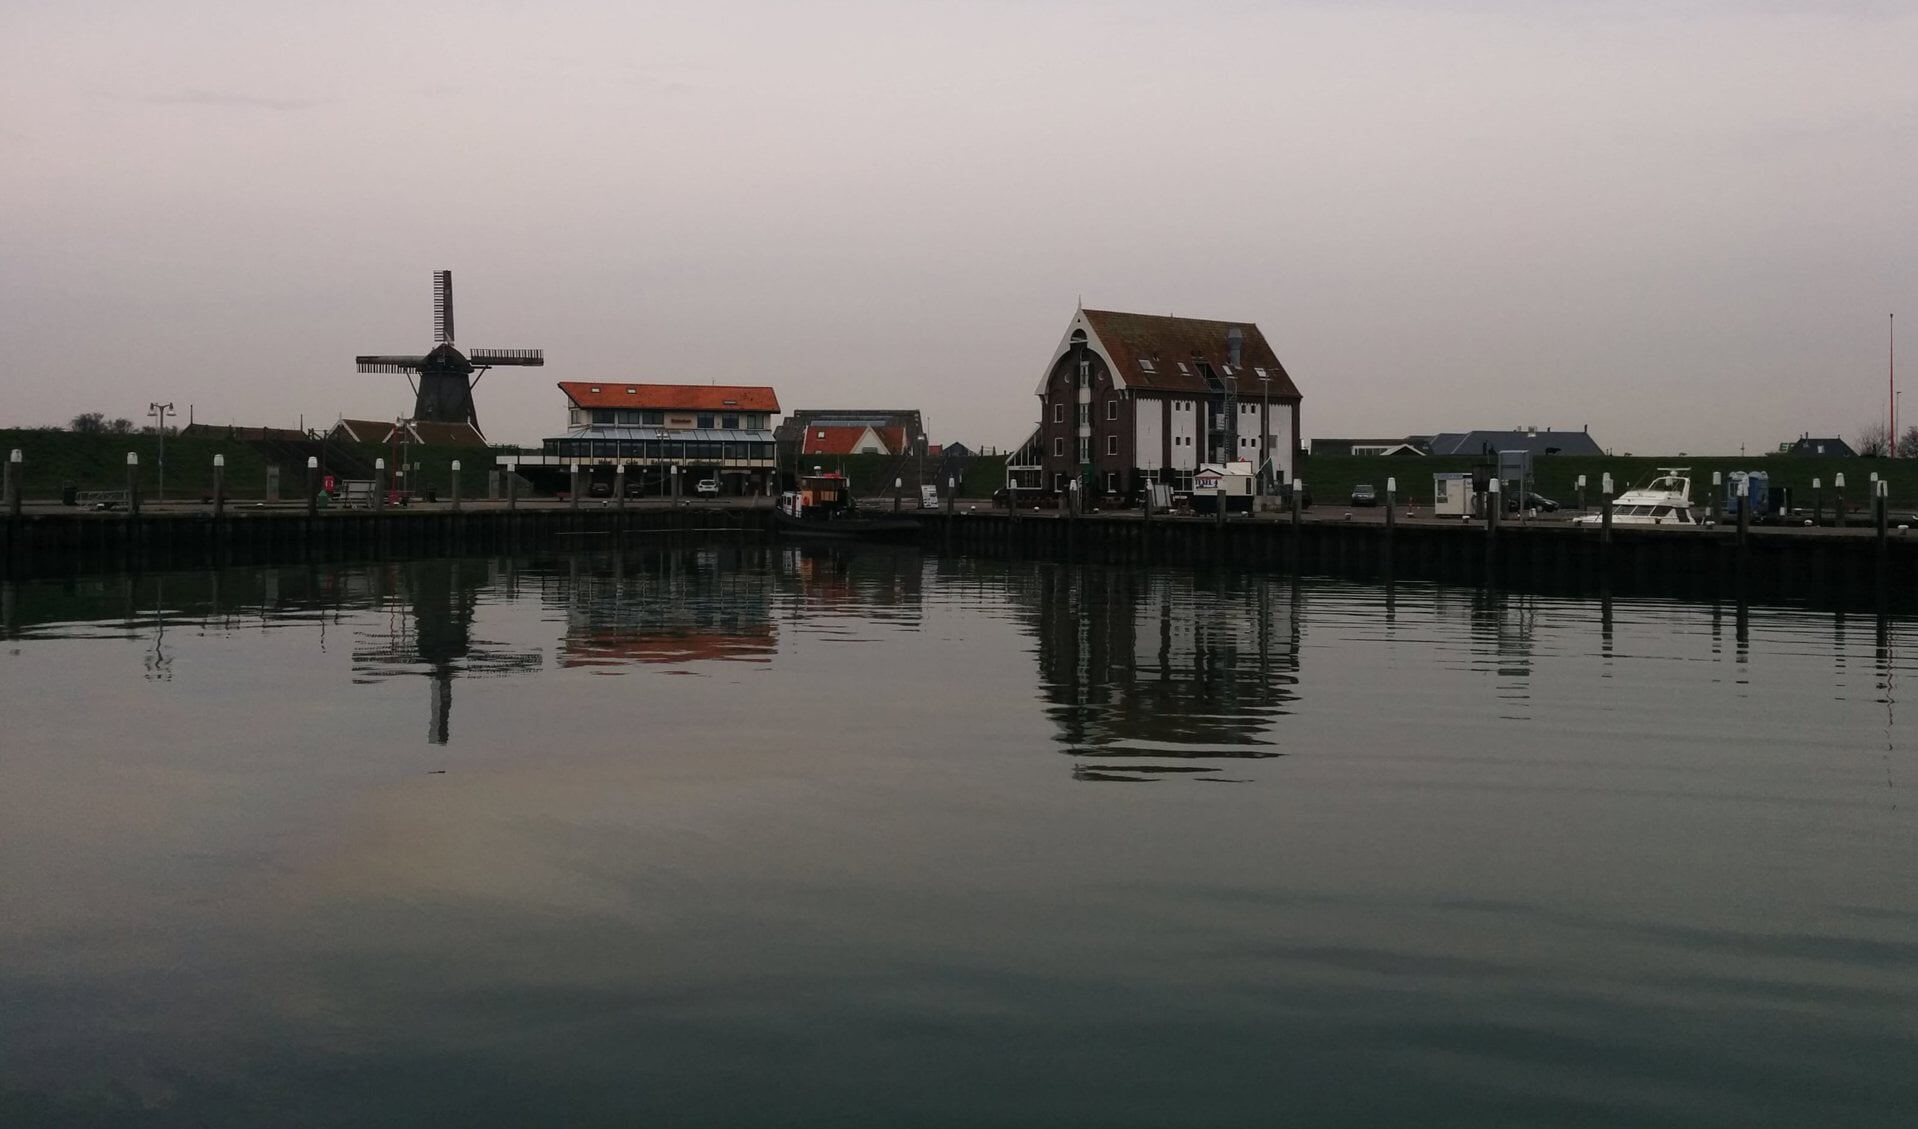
top-left (778, 472), bottom-right (854, 519)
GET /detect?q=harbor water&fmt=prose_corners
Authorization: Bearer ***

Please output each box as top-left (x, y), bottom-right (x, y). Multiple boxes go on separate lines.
top-left (2, 546), bottom-right (1913, 1127)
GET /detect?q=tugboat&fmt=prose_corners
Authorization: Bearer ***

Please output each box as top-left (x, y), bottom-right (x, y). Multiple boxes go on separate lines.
top-left (774, 471), bottom-right (922, 541)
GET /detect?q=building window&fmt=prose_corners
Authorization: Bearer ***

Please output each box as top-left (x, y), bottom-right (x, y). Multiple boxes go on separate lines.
top-left (1078, 437), bottom-right (1090, 463)
top-left (642, 411), bottom-right (663, 426)
top-left (591, 409), bottom-right (616, 425)
top-left (1106, 400), bottom-right (1118, 421)
top-left (1140, 358), bottom-right (1156, 373)
top-left (722, 414), bottom-right (739, 429)
top-left (617, 410), bottom-right (641, 425)
top-left (1106, 434), bottom-right (1118, 456)
top-left (697, 414), bottom-right (715, 429)
top-left (1053, 437), bottom-right (1064, 457)
top-left (1078, 359), bottom-right (1090, 388)
top-left (1105, 471), bottom-right (1118, 492)
top-left (1077, 403), bottom-right (1089, 427)
top-left (1053, 404), bottom-right (1063, 424)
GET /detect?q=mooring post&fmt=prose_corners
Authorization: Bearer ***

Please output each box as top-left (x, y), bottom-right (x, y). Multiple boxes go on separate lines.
top-left (945, 476), bottom-right (954, 517)
top-left (126, 452), bottom-right (141, 517)
top-left (1736, 475), bottom-right (1749, 547)
top-left (1877, 479), bottom-right (1889, 546)
top-left (1385, 475), bottom-right (1397, 533)
top-left (1836, 473), bottom-right (1847, 528)
top-left (1711, 471), bottom-right (1722, 525)
top-left (1486, 478), bottom-right (1501, 534)
top-left (894, 476), bottom-right (902, 514)
top-left (451, 460), bottom-right (463, 512)
top-left (373, 458), bottom-right (387, 512)
top-left (306, 456), bottom-right (318, 518)
top-left (1812, 477), bottom-right (1822, 526)
top-left (570, 465), bottom-right (581, 510)
top-left (1290, 480), bottom-right (1302, 529)
top-left (1576, 474), bottom-right (1586, 514)
top-left (5, 448), bottom-right (20, 518)
top-left (213, 453), bottom-right (225, 518)
top-left (1600, 472), bottom-right (1614, 549)
top-left (614, 464), bottom-right (625, 510)
top-left (507, 463), bottom-right (519, 510)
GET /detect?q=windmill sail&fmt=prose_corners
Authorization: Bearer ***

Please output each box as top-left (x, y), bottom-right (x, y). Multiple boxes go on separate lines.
top-left (433, 270), bottom-right (455, 345)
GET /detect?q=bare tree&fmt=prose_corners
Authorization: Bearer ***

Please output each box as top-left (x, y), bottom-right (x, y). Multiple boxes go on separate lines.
top-left (1855, 422), bottom-right (1891, 458)
top-left (1896, 426), bottom-right (1918, 459)
top-left (106, 417), bottom-right (134, 434)
top-left (70, 411), bottom-right (105, 433)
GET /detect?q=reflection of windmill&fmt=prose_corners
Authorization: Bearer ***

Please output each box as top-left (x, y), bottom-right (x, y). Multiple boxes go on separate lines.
top-left (352, 560), bottom-right (544, 745)
top-left (354, 270), bottom-right (544, 437)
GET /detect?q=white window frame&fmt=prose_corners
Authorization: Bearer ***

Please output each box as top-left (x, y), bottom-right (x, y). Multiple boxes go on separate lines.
top-left (1106, 434), bottom-right (1118, 456)
top-left (1053, 436), bottom-right (1064, 457)
top-left (1053, 403), bottom-right (1063, 424)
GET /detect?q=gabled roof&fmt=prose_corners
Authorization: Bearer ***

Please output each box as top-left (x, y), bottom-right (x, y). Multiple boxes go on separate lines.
top-left (1055, 309), bottom-right (1302, 400)
top-left (1427, 430), bottom-right (1603, 457)
top-left (330, 418), bottom-right (489, 446)
top-left (801, 426), bottom-right (899, 455)
top-left (560, 382), bottom-right (780, 412)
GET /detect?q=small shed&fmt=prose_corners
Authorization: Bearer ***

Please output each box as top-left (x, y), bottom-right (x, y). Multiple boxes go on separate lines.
top-left (1192, 462), bottom-right (1255, 514)
top-left (1433, 472), bottom-right (1477, 517)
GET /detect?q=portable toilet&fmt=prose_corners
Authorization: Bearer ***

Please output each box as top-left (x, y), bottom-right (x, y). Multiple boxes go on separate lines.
top-left (1725, 471), bottom-right (1770, 517)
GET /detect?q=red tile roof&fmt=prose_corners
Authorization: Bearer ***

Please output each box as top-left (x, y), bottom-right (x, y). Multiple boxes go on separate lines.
top-left (559, 382), bottom-right (780, 412)
top-left (1081, 310), bottom-right (1302, 401)
top-left (802, 426), bottom-right (890, 455)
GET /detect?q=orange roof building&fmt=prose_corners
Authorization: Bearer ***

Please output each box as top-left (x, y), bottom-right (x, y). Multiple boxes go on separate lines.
top-left (505, 381), bottom-right (783, 497)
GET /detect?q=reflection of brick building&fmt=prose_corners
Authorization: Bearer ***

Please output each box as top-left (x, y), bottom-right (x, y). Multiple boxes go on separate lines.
top-left (1034, 307), bottom-right (1302, 499)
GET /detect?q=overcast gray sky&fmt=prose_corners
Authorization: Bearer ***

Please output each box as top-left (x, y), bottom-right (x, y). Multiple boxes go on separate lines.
top-left (3, 0), bottom-right (1914, 454)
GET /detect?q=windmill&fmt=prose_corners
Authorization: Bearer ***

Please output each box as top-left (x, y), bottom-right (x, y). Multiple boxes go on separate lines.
top-left (354, 270), bottom-right (543, 437)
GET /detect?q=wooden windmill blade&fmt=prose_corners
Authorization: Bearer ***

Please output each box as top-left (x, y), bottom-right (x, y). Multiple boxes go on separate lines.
top-left (356, 355), bottom-right (430, 373)
top-left (467, 348), bottom-right (545, 367)
top-left (433, 270), bottom-right (455, 345)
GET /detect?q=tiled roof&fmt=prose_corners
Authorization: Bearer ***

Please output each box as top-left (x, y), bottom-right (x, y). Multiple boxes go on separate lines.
top-left (1081, 309), bottom-right (1302, 400)
top-left (559, 382), bottom-right (780, 412)
top-left (802, 426), bottom-right (894, 455)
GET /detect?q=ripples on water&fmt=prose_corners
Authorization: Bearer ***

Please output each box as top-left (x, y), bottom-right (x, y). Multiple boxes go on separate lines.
top-left (1, 547), bottom-right (1913, 1127)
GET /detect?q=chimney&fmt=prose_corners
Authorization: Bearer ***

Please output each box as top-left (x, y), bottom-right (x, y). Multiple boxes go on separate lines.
top-left (1226, 326), bottom-right (1243, 368)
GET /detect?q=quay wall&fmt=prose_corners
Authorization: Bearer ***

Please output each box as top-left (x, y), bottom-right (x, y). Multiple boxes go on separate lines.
top-left (7, 504), bottom-right (1918, 609)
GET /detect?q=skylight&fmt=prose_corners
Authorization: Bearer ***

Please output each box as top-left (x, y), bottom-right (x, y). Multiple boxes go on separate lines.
top-left (1139, 358), bottom-right (1156, 373)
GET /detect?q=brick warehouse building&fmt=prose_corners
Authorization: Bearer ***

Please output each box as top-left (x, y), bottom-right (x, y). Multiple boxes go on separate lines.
top-left (1034, 307), bottom-right (1302, 500)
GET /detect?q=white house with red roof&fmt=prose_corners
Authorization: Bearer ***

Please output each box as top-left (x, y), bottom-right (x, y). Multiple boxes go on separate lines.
top-left (503, 381), bottom-right (781, 496)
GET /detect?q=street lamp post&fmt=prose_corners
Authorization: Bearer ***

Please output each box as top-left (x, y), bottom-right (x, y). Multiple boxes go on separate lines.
top-left (1259, 371), bottom-right (1271, 495)
top-left (147, 402), bottom-right (173, 503)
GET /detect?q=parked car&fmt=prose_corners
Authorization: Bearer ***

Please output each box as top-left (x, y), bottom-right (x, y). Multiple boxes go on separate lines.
top-left (1350, 483), bottom-right (1379, 507)
top-left (695, 479), bottom-right (720, 496)
top-left (588, 480), bottom-right (612, 498)
top-left (1507, 491), bottom-right (1559, 513)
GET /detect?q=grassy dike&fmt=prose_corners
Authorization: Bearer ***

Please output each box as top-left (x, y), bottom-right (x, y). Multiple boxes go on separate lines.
top-left (0, 429), bottom-right (274, 499)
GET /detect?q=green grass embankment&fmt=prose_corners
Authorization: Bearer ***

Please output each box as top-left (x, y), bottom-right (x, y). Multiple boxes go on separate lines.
top-left (0, 429), bottom-right (273, 499)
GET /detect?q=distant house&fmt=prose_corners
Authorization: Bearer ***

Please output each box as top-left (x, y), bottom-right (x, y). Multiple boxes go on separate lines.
top-left (801, 425), bottom-right (904, 457)
top-left (1783, 435), bottom-right (1857, 458)
top-left (1426, 428), bottom-right (1603, 457)
top-left (1310, 437), bottom-right (1429, 457)
top-left (778, 410), bottom-right (927, 460)
top-left (1033, 306), bottom-right (1303, 498)
top-left (941, 441), bottom-right (974, 459)
top-left (329, 417), bottom-right (488, 447)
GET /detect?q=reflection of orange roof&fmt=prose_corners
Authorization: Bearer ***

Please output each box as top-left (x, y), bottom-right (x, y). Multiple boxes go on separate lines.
top-left (560, 629), bottom-right (775, 667)
top-left (559, 382), bottom-right (780, 412)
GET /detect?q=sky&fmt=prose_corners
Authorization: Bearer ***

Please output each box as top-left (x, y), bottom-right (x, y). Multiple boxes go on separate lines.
top-left (3, 0), bottom-right (1915, 455)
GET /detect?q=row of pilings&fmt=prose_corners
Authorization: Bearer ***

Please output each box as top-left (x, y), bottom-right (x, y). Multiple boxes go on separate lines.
top-left (7, 504), bottom-right (1918, 610)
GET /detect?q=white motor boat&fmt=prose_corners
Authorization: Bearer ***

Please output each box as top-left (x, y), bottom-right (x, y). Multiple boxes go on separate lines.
top-left (1574, 468), bottom-right (1697, 526)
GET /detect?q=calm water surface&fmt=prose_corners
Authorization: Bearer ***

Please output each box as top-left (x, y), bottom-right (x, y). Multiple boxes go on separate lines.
top-left (2, 547), bottom-right (1914, 1127)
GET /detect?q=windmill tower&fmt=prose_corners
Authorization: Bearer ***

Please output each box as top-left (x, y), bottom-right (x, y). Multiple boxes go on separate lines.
top-left (354, 271), bottom-right (544, 438)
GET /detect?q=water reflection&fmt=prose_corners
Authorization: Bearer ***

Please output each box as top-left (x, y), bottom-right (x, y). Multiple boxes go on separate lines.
top-left (349, 560), bottom-right (543, 744)
top-left (1026, 564), bottom-right (1299, 782)
top-left (546, 547), bottom-right (778, 668)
